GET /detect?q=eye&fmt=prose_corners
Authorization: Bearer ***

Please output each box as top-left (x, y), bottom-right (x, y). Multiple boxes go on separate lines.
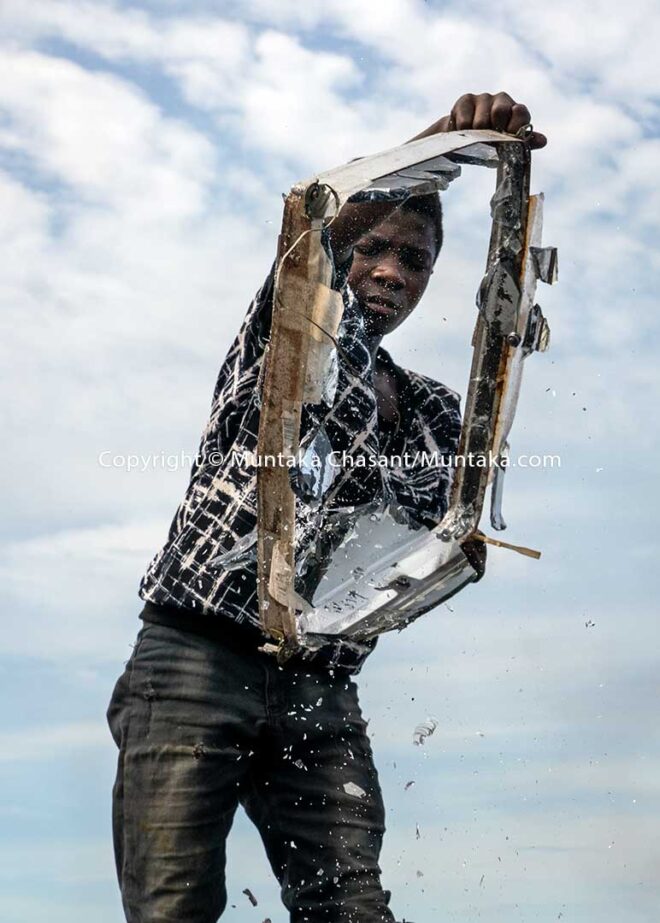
top-left (403, 253), bottom-right (430, 272)
top-left (354, 240), bottom-right (380, 257)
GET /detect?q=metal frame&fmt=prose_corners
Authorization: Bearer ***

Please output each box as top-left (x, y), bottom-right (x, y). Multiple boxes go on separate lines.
top-left (256, 130), bottom-right (556, 657)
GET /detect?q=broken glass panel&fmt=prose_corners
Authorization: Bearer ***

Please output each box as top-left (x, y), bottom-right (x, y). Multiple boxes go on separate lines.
top-left (255, 130), bottom-right (557, 658)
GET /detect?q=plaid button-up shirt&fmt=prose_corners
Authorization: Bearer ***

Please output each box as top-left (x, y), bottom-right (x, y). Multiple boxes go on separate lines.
top-left (139, 237), bottom-right (462, 673)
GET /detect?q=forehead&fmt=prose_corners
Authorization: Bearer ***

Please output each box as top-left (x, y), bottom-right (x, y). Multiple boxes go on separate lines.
top-left (361, 207), bottom-right (436, 253)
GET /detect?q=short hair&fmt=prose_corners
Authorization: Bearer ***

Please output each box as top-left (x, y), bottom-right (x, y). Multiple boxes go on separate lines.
top-left (399, 193), bottom-right (443, 262)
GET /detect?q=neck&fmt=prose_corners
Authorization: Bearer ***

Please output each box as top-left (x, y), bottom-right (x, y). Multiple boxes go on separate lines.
top-left (366, 331), bottom-right (385, 362)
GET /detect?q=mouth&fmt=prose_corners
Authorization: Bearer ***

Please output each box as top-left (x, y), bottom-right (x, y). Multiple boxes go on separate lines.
top-left (362, 294), bottom-right (401, 316)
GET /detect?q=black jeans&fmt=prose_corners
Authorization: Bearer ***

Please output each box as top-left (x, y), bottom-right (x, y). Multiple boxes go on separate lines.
top-left (107, 621), bottom-right (396, 922)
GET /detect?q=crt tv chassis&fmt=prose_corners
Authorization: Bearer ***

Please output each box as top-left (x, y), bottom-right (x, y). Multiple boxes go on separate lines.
top-left (256, 130), bottom-right (556, 659)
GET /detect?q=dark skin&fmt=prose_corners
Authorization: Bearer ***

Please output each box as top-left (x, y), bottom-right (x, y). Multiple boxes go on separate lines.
top-left (329, 92), bottom-right (546, 423)
top-left (349, 208), bottom-right (436, 423)
top-left (329, 93), bottom-right (546, 576)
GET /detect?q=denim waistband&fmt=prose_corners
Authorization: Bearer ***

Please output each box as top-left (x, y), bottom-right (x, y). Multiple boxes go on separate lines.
top-left (139, 600), bottom-right (356, 674)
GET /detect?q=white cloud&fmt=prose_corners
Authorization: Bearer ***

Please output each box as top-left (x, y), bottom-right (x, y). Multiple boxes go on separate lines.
top-left (0, 720), bottom-right (109, 762)
top-left (0, 48), bottom-right (215, 216)
top-left (236, 29), bottom-right (363, 167)
top-left (490, 0), bottom-right (660, 112)
top-left (3, 0), bottom-right (250, 82)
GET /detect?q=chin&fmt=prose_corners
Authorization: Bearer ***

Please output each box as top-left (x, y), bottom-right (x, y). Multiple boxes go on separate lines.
top-left (360, 304), bottom-right (398, 337)
top-left (362, 312), bottom-right (391, 338)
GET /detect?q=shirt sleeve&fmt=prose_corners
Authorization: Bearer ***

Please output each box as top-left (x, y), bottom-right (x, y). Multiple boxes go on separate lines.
top-left (210, 262), bottom-right (276, 408)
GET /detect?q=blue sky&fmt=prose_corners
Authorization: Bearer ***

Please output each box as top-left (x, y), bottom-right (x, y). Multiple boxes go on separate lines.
top-left (1, 1), bottom-right (659, 921)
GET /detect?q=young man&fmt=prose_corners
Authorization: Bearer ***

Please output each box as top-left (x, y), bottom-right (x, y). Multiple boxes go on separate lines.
top-left (108, 93), bottom-right (546, 923)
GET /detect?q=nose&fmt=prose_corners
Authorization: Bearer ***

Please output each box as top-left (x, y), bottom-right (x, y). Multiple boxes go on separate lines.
top-left (370, 254), bottom-right (405, 291)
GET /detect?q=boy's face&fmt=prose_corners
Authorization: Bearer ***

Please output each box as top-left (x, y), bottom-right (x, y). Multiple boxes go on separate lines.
top-left (347, 207), bottom-right (437, 338)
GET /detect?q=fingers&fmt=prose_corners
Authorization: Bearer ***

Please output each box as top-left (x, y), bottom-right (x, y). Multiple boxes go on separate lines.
top-left (452, 94), bottom-right (475, 130)
top-left (490, 92), bottom-right (515, 131)
top-left (446, 91), bottom-right (546, 148)
top-left (473, 93), bottom-right (496, 129)
top-left (417, 93), bottom-right (547, 148)
top-left (528, 131), bottom-right (547, 150)
top-left (506, 102), bottom-right (531, 135)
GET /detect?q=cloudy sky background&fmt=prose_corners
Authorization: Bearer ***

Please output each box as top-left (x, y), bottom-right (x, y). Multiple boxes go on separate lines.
top-left (1, 1), bottom-right (659, 920)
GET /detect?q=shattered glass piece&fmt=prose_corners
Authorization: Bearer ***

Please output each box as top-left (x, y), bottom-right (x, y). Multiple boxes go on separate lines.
top-left (387, 500), bottom-right (423, 528)
top-left (208, 529), bottom-right (257, 571)
top-left (476, 259), bottom-right (520, 333)
top-left (505, 233), bottom-right (523, 256)
top-left (530, 246), bottom-right (558, 284)
top-left (366, 176), bottom-right (440, 196)
top-left (366, 168), bottom-right (458, 195)
top-left (489, 175), bottom-right (521, 230)
top-left (260, 133), bottom-right (552, 648)
top-left (413, 717), bottom-right (439, 746)
top-left (289, 426), bottom-right (336, 506)
top-left (320, 347), bottom-right (339, 406)
top-left (446, 142), bottom-right (499, 167)
top-left (521, 303), bottom-right (551, 355)
top-left (413, 153), bottom-right (463, 178)
top-left (343, 781), bottom-right (366, 798)
top-left (491, 174), bottom-right (512, 206)
top-left (293, 502), bottom-right (373, 606)
top-left (347, 187), bottom-right (410, 205)
top-left (299, 507), bottom-right (476, 644)
top-left (349, 155), bottom-right (461, 200)
top-left (490, 441), bottom-right (509, 531)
